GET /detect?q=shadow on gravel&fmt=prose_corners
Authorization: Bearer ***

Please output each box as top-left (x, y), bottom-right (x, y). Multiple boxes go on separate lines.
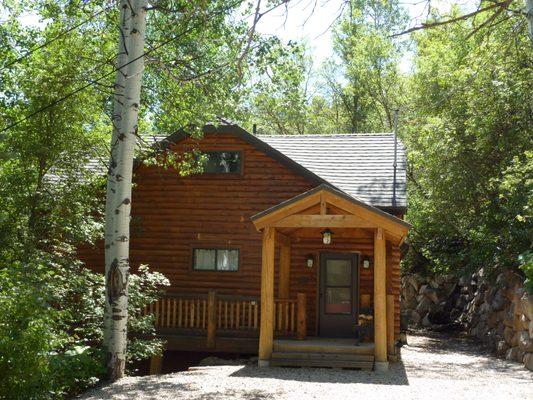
top-left (403, 330), bottom-right (532, 382)
top-left (229, 362), bottom-right (409, 386)
top-left (406, 330), bottom-right (486, 356)
top-left (80, 377), bottom-right (194, 400)
top-left (81, 377), bottom-right (276, 400)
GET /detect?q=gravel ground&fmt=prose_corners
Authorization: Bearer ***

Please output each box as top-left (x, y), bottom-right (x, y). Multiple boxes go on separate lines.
top-left (80, 332), bottom-right (533, 400)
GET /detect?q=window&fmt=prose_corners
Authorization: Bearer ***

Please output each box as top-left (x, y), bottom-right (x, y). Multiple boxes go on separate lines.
top-left (203, 151), bottom-right (241, 174)
top-left (193, 248), bottom-right (239, 271)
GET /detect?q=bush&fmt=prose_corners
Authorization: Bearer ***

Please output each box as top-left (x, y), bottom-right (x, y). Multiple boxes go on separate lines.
top-left (0, 255), bottom-right (169, 399)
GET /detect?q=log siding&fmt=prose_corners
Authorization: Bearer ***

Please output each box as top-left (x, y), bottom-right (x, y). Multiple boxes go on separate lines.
top-left (78, 132), bottom-right (401, 338)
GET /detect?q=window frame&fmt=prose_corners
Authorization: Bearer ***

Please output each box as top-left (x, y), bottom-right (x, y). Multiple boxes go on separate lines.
top-left (192, 247), bottom-right (240, 272)
top-left (200, 150), bottom-right (243, 175)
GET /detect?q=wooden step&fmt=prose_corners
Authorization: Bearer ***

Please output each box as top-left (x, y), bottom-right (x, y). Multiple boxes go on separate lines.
top-left (270, 357), bottom-right (374, 370)
top-left (273, 339), bottom-right (374, 355)
top-left (271, 351), bottom-right (374, 362)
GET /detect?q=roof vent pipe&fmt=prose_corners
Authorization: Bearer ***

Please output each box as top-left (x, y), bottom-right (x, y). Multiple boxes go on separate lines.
top-left (252, 124), bottom-right (257, 135)
top-left (392, 109), bottom-right (399, 208)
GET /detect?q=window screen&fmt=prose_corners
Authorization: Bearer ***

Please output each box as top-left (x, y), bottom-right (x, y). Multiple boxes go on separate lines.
top-left (203, 151), bottom-right (241, 173)
top-left (193, 249), bottom-right (239, 271)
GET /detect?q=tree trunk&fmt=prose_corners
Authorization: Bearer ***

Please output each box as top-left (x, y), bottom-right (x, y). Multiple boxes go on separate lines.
top-left (104, 0), bottom-right (131, 355)
top-left (527, 0), bottom-right (533, 45)
top-left (105, 0), bottom-right (147, 381)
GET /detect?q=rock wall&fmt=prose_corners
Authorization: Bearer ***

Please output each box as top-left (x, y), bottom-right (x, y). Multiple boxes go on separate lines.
top-left (401, 269), bottom-right (533, 371)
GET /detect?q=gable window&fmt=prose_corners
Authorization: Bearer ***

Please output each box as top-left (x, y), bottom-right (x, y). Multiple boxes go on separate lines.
top-left (203, 151), bottom-right (241, 174)
top-left (193, 248), bottom-right (239, 271)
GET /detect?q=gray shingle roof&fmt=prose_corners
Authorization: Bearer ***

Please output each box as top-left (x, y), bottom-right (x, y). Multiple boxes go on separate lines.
top-left (66, 126), bottom-right (407, 212)
top-left (255, 133), bottom-right (406, 209)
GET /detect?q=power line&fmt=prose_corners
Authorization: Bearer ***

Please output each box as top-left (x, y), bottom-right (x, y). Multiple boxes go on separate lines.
top-left (0, 1), bottom-right (116, 72)
top-left (0, 1), bottom-right (242, 134)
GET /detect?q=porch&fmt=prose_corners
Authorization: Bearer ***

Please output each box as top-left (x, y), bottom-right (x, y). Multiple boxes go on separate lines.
top-left (144, 291), bottom-right (376, 371)
top-left (251, 184), bottom-right (410, 371)
top-left (144, 289), bottom-right (377, 371)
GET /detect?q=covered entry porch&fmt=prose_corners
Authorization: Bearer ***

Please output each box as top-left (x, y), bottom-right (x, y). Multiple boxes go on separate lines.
top-left (251, 184), bottom-right (410, 371)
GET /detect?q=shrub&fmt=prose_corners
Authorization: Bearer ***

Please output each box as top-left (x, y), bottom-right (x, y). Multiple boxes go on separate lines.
top-left (0, 255), bottom-right (169, 399)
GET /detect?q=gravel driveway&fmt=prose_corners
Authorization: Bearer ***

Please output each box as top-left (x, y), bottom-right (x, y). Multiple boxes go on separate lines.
top-left (80, 332), bottom-right (532, 400)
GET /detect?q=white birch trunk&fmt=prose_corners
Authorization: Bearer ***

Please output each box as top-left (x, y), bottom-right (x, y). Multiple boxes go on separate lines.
top-left (105, 0), bottom-right (147, 381)
top-left (526, 0), bottom-right (533, 45)
top-left (104, 0), bottom-right (131, 354)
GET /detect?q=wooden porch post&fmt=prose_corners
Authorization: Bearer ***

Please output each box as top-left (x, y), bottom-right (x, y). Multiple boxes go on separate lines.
top-left (387, 294), bottom-right (395, 357)
top-left (258, 227), bottom-right (276, 367)
top-left (374, 227), bottom-right (388, 371)
top-left (279, 243), bottom-right (291, 299)
top-left (206, 290), bottom-right (217, 349)
top-left (149, 354), bottom-right (163, 375)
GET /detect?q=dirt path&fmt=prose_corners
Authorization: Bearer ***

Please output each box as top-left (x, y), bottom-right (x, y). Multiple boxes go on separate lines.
top-left (80, 332), bottom-right (532, 400)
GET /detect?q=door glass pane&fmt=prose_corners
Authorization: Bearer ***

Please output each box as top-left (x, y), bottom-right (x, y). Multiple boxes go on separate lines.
top-left (194, 249), bottom-right (216, 270)
top-left (326, 259), bottom-right (351, 286)
top-left (325, 287), bottom-right (351, 314)
top-left (217, 249), bottom-right (239, 271)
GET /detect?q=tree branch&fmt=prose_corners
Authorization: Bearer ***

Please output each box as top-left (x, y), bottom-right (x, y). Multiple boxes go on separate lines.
top-left (391, 0), bottom-right (515, 37)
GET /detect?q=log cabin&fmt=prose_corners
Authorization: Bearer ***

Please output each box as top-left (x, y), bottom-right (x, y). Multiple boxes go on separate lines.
top-left (79, 122), bottom-right (410, 372)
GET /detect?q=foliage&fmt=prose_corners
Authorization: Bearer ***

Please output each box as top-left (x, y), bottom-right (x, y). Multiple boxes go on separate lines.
top-left (247, 39), bottom-right (310, 134)
top-left (402, 7), bottom-right (533, 277)
top-left (0, 254), bottom-right (169, 399)
top-left (245, 0), bottom-right (408, 135)
top-left (329, 0), bottom-right (408, 132)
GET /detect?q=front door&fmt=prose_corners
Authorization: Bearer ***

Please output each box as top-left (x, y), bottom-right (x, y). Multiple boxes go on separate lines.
top-left (318, 253), bottom-right (359, 337)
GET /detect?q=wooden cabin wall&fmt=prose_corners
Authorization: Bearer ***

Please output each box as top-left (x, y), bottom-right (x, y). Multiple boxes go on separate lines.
top-left (77, 131), bottom-right (402, 339)
top-left (78, 132), bottom-right (314, 290)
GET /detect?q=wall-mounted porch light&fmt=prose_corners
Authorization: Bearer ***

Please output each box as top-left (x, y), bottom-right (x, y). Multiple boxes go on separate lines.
top-left (363, 256), bottom-right (371, 269)
top-left (321, 229), bottom-right (333, 245)
top-left (306, 254), bottom-right (314, 268)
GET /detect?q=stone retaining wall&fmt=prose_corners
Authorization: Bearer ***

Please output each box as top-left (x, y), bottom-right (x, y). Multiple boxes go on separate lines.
top-left (401, 269), bottom-right (533, 371)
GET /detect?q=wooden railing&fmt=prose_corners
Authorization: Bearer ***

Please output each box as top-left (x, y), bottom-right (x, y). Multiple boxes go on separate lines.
top-left (144, 291), bottom-right (307, 346)
top-left (216, 296), bottom-right (259, 331)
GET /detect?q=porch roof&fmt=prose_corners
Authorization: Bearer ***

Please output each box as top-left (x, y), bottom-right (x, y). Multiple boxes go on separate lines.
top-left (251, 184), bottom-right (410, 244)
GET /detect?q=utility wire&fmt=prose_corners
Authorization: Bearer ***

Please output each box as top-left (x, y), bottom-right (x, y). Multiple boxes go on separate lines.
top-left (0, 1), bottom-right (116, 72)
top-left (0, 1), bottom-right (242, 134)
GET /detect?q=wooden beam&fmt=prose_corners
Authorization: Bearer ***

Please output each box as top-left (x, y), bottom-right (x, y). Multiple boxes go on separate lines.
top-left (258, 227), bottom-right (275, 366)
top-left (149, 355), bottom-right (163, 375)
top-left (323, 191), bottom-right (409, 237)
top-left (287, 227), bottom-right (373, 239)
top-left (206, 291), bottom-right (217, 349)
top-left (320, 192), bottom-right (327, 215)
top-left (278, 243), bottom-right (291, 299)
top-left (374, 228), bottom-right (388, 365)
top-left (253, 193), bottom-right (321, 230)
top-left (296, 293), bottom-right (307, 340)
top-left (386, 294), bottom-right (395, 357)
top-left (273, 214), bottom-right (378, 228)
top-left (275, 230), bottom-right (291, 248)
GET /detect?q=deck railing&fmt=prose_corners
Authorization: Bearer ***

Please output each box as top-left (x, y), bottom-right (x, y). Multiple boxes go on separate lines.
top-left (143, 291), bottom-right (306, 346)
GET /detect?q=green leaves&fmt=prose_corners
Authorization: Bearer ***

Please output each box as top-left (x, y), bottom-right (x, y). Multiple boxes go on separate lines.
top-left (0, 256), bottom-right (170, 399)
top-left (403, 9), bottom-right (533, 277)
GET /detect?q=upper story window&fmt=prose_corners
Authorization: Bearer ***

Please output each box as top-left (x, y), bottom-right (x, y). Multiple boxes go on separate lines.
top-left (203, 151), bottom-right (241, 174)
top-left (193, 248), bottom-right (239, 271)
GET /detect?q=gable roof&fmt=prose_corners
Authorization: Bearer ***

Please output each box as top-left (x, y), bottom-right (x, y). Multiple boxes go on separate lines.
top-left (256, 133), bottom-right (406, 210)
top-left (251, 184), bottom-right (410, 228)
top-left (251, 184), bottom-right (410, 244)
top-left (77, 123), bottom-right (407, 213)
